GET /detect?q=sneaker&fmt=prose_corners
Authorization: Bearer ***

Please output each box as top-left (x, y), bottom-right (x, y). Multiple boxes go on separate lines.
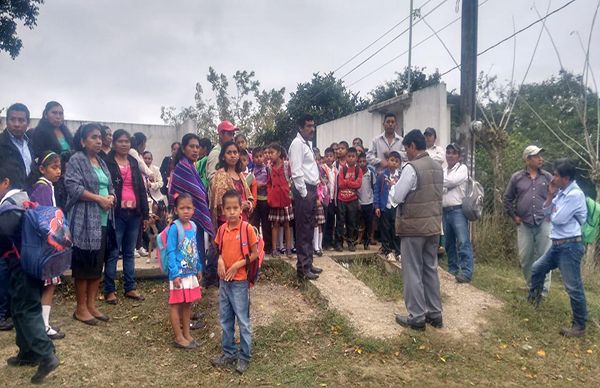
top-left (236, 358), bottom-right (249, 374)
top-left (137, 248), bottom-right (149, 257)
top-left (386, 253), bottom-right (396, 262)
top-left (211, 354), bottom-right (236, 368)
top-left (560, 324), bottom-right (586, 337)
top-left (134, 251), bottom-right (141, 258)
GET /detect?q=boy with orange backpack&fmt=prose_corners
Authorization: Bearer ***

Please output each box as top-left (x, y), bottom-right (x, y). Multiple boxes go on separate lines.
top-left (211, 189), bottom-right (262, 374)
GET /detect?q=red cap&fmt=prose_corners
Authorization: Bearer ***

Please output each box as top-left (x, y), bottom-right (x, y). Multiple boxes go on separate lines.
top-left (217, 120), bottom-right (238, 133)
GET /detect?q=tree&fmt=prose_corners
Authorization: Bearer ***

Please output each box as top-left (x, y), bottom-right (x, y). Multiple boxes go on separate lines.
top-left (257, 72), bottom-right (368, 147)
top-left (369, 66), bottom-right (441, 105)
top-left (0, 0), bottom-right (44, 59)
top-left (161, 67), bottom-right (285, 145)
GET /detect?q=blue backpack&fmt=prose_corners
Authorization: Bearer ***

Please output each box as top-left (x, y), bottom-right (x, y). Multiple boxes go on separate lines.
top-left (155, 220), bottom-right (196, 276)
top-left (0, 201), bottom-right (73, 279)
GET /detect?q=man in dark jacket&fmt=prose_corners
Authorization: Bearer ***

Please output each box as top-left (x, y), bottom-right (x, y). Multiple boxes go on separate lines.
top-left (0, 103), bottom-right (35, 331)
top-left (0, 103), bottom-right (35, 188)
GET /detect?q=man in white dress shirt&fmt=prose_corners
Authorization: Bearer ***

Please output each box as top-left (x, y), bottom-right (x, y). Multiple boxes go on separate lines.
top-left (288, 114), bottom-right (323, 280)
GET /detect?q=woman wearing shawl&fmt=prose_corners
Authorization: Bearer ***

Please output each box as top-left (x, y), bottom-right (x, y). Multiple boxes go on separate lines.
top-left (169, 134), bottom-right (214, 285)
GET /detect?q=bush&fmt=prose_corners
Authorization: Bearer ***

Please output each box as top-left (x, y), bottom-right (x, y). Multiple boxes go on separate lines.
top-left (472, 212), bottom-right (517, 265)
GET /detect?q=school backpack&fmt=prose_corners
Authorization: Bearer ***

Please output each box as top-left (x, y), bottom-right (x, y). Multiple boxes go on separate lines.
top-left (462, 176), bottom-right (485, 221)
top-left (216, 221), bottom-right (265, 288)
top-left (155, 219), bottom-right (196, 276)
top-left (581, 197), bottom-right (600, 244)
top-left (0, 200), bottom-right (73, 280)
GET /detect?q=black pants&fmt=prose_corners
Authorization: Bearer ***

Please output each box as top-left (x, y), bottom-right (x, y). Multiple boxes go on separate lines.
top-left (7, 258), bottom-right (54, 362)
top-left (292, 184), bottom-right (317, 275)
top-left (360, 204), bottom-right (374, 244)
top-left (336, 200), bottom-right (359, 247)
top-left (323, 203), bottom-right (336, 249)
top-left (251, 200), bottom-right (272, 254)
top-left (379, 207), bottom-right (401, 255)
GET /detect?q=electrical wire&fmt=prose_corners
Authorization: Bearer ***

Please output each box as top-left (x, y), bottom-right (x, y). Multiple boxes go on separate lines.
top-left (333, 0), bottom-right (435, 73)
top-left (440, 0), bottom-right (577, 77)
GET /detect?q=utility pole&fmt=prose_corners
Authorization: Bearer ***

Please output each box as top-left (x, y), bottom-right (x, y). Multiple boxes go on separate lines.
top-left (407, 0), bottom-right (414, 92)
top-left (459, 0), bottom-right (478, 168)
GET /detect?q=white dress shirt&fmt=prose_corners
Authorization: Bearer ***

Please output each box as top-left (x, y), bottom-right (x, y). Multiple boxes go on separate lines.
top-left (389, 164), bottom-right (417, 208)
top-left (288, 132), bottom-right (319, 197)
top-left (366, 132), bottom-right (406, 167)
top-left (427, 145), bottom-right (446, 168)
top-left (443, 162), bottom-right (468, 207)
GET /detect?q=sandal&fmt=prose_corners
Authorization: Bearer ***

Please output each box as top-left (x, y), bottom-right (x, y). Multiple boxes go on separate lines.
top-left (124, 292), bottom-right (145, 301)
top-left (173, 341), bottom-right (196, 350)
top-left (72, 313), bottom-right (98, 326)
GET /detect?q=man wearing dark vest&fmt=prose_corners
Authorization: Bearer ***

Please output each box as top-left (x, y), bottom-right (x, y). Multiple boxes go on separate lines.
top-left (390, 129), bottom-right (444, 331)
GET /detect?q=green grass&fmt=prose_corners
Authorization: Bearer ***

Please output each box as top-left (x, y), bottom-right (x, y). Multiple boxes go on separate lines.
top-left (346, 257), bottom-right (404, 302)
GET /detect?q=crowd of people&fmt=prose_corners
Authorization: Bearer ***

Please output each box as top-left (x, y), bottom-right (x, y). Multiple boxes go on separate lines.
top-left (0, 101), bottom-right (590, 383)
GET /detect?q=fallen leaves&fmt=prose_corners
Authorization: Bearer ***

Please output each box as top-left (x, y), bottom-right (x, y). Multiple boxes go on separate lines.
top-left (536, 349), bottom-right (546, 358)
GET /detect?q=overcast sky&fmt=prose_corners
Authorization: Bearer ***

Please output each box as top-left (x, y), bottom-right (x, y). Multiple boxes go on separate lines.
top-left (0, 0), bottom-right (598, 125)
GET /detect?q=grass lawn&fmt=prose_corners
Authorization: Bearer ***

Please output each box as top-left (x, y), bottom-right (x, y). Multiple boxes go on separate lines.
top-left (0, 259), bottom-right (598, 386)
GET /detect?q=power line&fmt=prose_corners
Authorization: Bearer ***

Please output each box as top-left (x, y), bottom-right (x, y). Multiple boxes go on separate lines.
top-left (440, 0), bottom-right (578, 77)
top-left (333, 0), bottom-right (435, 74)
top-left (347, 0), bottom-right (491, 88)
top-left (339, 0), bottom-right (451, 81)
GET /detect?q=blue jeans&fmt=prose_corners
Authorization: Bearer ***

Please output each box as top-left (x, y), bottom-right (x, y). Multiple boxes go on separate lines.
top-left (443, 207), bottom-right (474, 280)
top-left (104, 210), bottom-right (141, 295)
top-left (530, 242), bottom-right (587, 327)
top-left (219, 280), bottom-right (251, 361)
top-left (0, 258), bottom-right (10, 319)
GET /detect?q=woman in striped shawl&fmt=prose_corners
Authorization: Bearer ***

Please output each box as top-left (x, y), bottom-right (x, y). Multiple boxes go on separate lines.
top-left (169, 132), bottom-right (214, 245)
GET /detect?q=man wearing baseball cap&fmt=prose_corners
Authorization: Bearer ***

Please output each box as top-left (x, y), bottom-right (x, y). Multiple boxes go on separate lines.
top-left (503, 145), bottom-right (553, 295)
top-left (206, 120), bottom-right (238, 183)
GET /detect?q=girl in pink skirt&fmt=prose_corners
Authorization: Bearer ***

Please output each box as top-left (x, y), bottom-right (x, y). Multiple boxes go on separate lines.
top-left (167, 193), bottom-right (202, 349)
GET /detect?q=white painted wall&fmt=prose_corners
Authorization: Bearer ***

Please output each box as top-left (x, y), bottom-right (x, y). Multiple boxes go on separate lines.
top-left (316, 109), bottom-right (384, 150)
top-left (316, 83), bottom-right (451, 152)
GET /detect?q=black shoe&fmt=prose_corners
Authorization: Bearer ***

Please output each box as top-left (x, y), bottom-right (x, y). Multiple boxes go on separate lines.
top-left (425, 315), bottom-right (444, 328)
top-left (311, 266), bottom-right (323, 274)
top-left (527, 288), bottom-right (543, 307)
top-left (298, 271), bottom-right (319, 280)
top-left (0, 317), bottom-right (14, 331)
top-left (190, 320), bottom-right (206, 330)
top-left (31, 354), bottom-right (59, 384)
top-left (211, 354), bottom-right (236, 368)
top-left (348, 244), bottom-right (356, 252)
top-left (560, 324), bottom-right (586, 337)
top-left (291, 248), bottom-right (297, 254)
top-left (7, 356), bottom-right (39, 367)
top-left (191, 311), bottom-right (204, 321)
top-left (315, 250), bottom-right (323, 257)
top-left (455, 274), bottom-right (471, 284)
top-left (46, 328), bottom-right (66, 340)
top-left (334, 245), bottom-right (343, 252)
top-left (236, 358), bottom-right (249, 374)
top-left (363, 242), bottom-right (369, 250)
top-left (395, 314), bottom-right (426, 331)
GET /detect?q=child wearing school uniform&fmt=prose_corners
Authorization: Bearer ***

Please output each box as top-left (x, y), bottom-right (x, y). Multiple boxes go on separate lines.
top-left (266, 143), bottom-right (294, 258)
top-left (249, 147), bottom-right (272, 254)
top-left (167, 193), bottom-right (203, 349)
top-left (212, 190), bottom-right (259, 374)
top-left (335, 147), bottom-right (363, 252)
top-left (357, 152), bottom-right (375, 250)
top-left (321, 147), bottom-right (337, 250)
top-left (29, 151), bottom-right (65, 340)
top-left (374, 151), bottom-right (402, 261)
top-left (0, 161), bottom-right (59, 384)
top-left (314, 158), bottom-right (330, 256)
